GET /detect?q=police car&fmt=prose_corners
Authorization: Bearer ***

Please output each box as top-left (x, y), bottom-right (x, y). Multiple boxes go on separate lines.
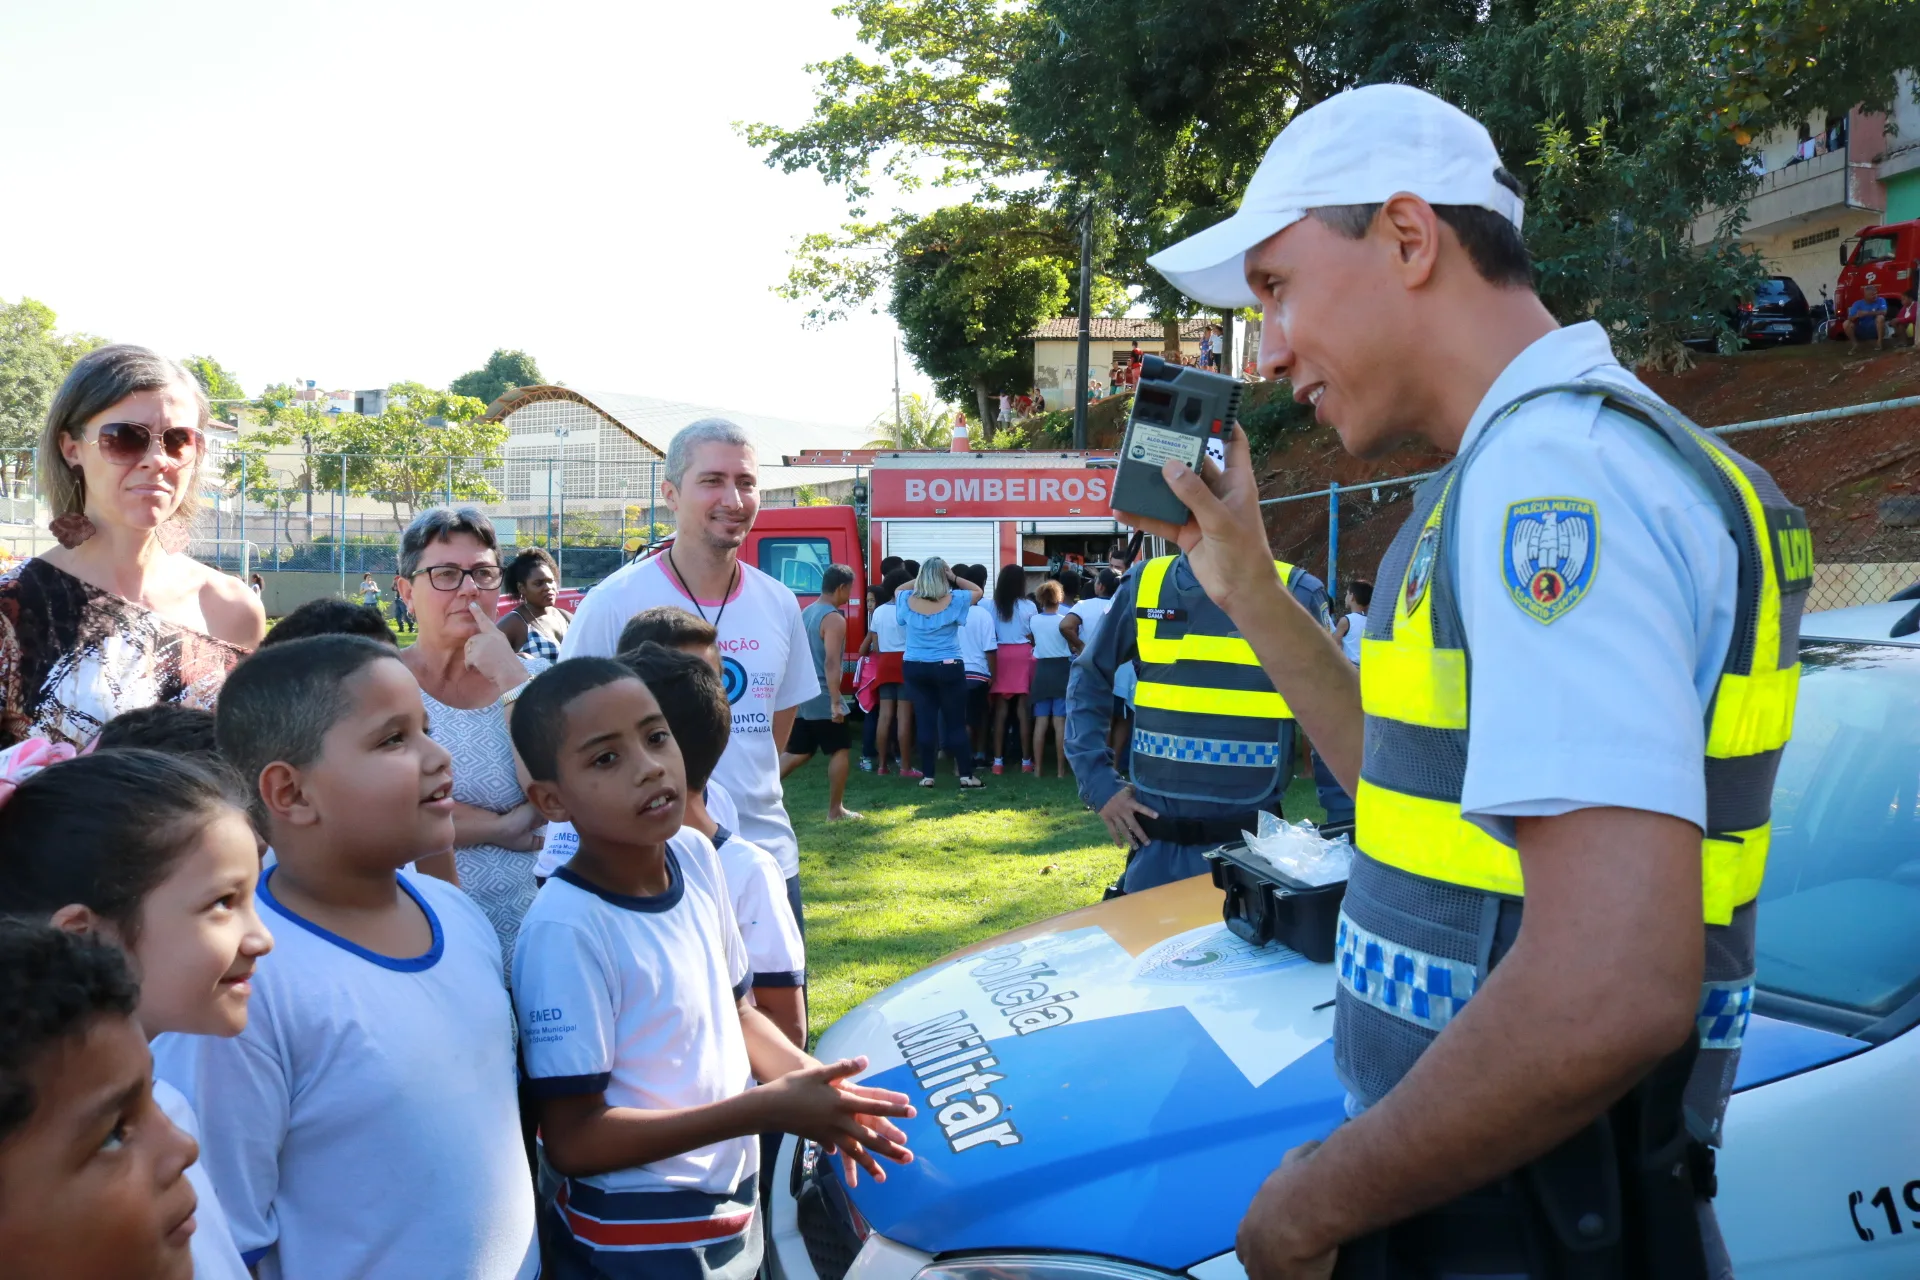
top-left (770, 601), bottom-right (1920, 1280)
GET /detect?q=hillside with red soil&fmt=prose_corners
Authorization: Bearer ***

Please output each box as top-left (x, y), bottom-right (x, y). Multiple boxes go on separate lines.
top-left (1254, 342), bottom-right (1920, 588)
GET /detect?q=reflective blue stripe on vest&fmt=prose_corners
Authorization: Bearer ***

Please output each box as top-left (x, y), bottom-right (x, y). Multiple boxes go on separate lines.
top-left (1698, 979), bottom-right (1754, 1051)
top-left (1336, 911), bottom-right (1478, 1033)
top-left (1130, 729), bottom-right (1286, 767)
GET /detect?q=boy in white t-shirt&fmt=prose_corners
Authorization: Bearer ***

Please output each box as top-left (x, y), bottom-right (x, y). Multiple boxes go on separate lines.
top-left (621, 643), bottom-right (807, 1048)
top-left (508, 659), bottom-right (914, 1279)
top-left (160, 636), bottom-right (538, 1280)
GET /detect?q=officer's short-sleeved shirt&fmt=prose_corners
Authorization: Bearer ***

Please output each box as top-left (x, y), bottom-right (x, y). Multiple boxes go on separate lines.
top-left (1449, 321), bottom-right (1738, 840)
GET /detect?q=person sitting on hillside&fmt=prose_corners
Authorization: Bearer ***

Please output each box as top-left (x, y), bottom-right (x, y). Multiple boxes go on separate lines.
top-left (1846, 281), bottom-right (1893, 351)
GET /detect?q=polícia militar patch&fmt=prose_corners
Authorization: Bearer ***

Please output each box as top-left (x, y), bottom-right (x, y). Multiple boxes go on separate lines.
top-left (1504, 497), bottom-right (1598, 623)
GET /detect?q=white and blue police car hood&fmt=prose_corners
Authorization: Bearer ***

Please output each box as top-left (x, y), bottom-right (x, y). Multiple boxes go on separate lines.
top-left (817, 878), bottom-right (1344, 1269)
top-left (815, 876), bottom-right (1867, 1271)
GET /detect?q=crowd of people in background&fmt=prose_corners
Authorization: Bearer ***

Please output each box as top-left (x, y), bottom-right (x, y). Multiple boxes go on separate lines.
top-left (854, 552), bottom-right (1123, 784)
top-left (0, 360), bottom-right (912, 1280)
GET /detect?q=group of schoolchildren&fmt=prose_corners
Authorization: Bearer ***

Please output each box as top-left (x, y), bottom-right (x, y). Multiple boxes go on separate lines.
top-left (0, 600), bottom-right (915, 1280)
top-left (862, 556), bottom-right (1120, 780)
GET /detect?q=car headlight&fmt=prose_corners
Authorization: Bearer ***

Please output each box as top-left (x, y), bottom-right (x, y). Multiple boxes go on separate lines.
top-left (914, 1255), bottom-right (1184, 1280)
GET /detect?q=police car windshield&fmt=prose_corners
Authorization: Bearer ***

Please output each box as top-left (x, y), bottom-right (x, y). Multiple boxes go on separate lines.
top-left (1757, 641), bottom-right (1920, 1030)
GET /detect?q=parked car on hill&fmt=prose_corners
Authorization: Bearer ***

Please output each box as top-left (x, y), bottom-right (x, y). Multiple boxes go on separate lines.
top-left (770, 598), bottom-right (1920, 1280)
top-left (1684, 275), bottom-right (1815, 351)
top-left (1736, 275), bottom-right (1815, 346)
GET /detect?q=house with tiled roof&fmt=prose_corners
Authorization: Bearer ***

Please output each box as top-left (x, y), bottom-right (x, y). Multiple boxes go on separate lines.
top-left (1023, 318), bottom-right (1214, 411)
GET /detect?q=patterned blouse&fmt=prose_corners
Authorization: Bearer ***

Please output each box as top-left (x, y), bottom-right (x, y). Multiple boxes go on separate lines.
top-left (0, 558), bottom-right (248, 749)
top-left (419, 654), bottom-right (550, 971)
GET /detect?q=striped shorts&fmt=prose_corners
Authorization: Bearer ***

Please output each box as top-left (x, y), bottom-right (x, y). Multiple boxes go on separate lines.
top-left (541, 1176), bottom-right (761, 1280)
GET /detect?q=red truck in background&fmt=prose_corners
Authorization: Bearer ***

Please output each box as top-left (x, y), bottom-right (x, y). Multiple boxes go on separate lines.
top-left (1833, 220), bottom-right (1920, 342)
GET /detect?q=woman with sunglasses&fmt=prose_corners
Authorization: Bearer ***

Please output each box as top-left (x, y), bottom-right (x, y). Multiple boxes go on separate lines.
top-left (393, 505), bottom-right (549, 965)
top-left (0, 345), bottom-right (265, 749)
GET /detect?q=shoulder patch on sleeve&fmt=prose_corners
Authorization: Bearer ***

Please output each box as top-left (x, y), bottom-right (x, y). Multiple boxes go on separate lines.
top-left (1502, 497), bottom-right (1598, 623)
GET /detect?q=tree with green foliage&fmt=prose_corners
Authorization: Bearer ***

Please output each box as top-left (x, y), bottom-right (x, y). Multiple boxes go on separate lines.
top-left (181, 355), bottom-right (246, 419)
top-left (867, 391), bottom-right (956, 452)
top-left (223, 384), bottom-right (505, 525)
top-left (889, 203), bottom-right (1073, 430)
top-left (753, 0), bottom-right (1920, 375)
top-left (1009, 0), bottom-right (1920, 365)
top-left (450, 349), bottom-right (546, 407)
top-left (0, 298), bottom-right (105, 496)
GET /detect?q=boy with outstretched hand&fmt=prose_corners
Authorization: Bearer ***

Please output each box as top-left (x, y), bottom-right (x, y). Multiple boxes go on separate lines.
top-left (509, 658), bottom-right (913, 1280)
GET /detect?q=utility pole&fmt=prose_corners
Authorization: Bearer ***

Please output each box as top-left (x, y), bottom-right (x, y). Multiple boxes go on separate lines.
top-left (1072, 198), bottom-right (1094, 451)
top-left (893, 336), bottom-right (903, 436)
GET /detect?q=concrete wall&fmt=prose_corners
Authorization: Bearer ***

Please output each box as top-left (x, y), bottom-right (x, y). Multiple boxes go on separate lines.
top-left (1031, 336), bottom-right (1205, 412)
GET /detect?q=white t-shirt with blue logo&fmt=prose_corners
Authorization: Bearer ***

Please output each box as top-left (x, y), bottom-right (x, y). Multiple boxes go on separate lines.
top-left (512, 828), bottom-right (756, 1196)
top-left (1449, 321), bottom-right (1739, 839)
top-left (561, 558), bottom-right (819, 878)
top-left (152, 871), bottom-right (538, 1280)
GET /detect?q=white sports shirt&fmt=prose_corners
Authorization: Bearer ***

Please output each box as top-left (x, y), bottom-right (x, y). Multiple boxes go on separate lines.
top-left (152, 872), bottom-right (538, 1280)
top-left (715, 826), bottom-right (807, 988)
top-left (512, 829), bottom-right (757, 1195)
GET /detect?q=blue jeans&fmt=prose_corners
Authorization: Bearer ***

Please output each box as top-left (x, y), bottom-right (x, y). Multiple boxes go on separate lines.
top-left (903, 659), bottom-right (975, 778)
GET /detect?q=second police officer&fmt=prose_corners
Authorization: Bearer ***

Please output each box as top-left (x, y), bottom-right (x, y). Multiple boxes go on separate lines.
top-left (1125, 85), bottom-right (1811, 1278)
top-left (1065, 539), bottom-right (1331, 895)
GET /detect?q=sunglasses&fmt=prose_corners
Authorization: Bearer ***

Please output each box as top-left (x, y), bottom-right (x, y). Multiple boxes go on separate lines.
top-left (90, 421), bottom-right (205, 466)
top-left (413, 564), bottom-right (504, 591)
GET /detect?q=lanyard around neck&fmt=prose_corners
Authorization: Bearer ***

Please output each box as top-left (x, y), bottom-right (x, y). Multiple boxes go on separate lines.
top-left (666, 547), bottom-right (738, 637)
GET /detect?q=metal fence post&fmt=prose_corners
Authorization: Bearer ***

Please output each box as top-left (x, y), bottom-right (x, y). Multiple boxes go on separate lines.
top-left (338, 456), bottom-right (348, 599)
top-left (445, 456), bottom-right (454, 507)
top-left (1327, 481), bottom-right (1340, 597)
top-left (239, 455), bottom-right (248, 582)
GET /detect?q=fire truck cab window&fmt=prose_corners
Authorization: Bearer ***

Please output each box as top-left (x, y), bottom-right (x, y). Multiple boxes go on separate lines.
top-left (759, 537), bottom-right (832, 595)
top-left (1854, 235), bottom-right (1898, 265)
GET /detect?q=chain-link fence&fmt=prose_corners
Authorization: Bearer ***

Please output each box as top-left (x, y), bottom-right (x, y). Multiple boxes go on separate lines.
top-left (0, 446), bottom-right (858, 597)
top-left (1259, 395), bottom-right (1920, 616)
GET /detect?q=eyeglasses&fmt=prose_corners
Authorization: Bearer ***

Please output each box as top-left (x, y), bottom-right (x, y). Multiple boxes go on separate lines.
top-left (91, 421), bottom-right (205, 466)
top-left (412, 564), bottom-right (503, 591)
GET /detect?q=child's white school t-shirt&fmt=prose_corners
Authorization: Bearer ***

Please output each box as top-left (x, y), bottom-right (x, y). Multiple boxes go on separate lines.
top-left (153, 871), bottom-right (538, 1280)
top-left (560, 557), bottom-right (820, 879)
top-left (959, 604), bottom-right (999, 680)
top-left (151, 1077), bottom-right (250, 1280)
top-left (713, 826), bottom-right (806, 988)
top-left (512, 828), bottom-right (757, 1196)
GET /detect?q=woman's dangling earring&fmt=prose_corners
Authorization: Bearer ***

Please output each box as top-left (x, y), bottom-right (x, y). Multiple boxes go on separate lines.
top-left (48, 468), bottom-right (95, 549)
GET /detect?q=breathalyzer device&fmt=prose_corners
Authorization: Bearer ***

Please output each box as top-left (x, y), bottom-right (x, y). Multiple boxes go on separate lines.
top-left (1111, 355), bottom-right (1243, 527)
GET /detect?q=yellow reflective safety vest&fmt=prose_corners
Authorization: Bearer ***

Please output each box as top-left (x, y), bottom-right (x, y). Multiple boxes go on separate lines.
top-left (1336, 382), bottom-right (1810, 1144)
top-left (1130, 554), bottom-right (1309, 806)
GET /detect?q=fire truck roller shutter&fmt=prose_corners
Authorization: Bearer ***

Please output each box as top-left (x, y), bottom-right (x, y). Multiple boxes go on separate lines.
top-left (883, 520), bottom-right (998, 568)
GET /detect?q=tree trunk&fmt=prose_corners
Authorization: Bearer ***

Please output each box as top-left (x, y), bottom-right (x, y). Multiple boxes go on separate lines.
top-left (973, 378), bottom-right (995, 443)
top-left (1163, 316), bottom-right (1182, 358)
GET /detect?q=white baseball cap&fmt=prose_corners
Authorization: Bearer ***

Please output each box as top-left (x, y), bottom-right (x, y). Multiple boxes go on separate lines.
top-left (1147, 84), bottom-right (1524, 309)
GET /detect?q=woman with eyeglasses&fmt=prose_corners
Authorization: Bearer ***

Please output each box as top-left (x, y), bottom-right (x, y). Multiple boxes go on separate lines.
top-left (0, 345), bottom-right (266, 748)
top-left (393, 506), bottom-right (549, 964)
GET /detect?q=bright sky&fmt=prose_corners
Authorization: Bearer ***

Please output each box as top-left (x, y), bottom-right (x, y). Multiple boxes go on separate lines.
top-left (0, 1), bottom-right (937, 437)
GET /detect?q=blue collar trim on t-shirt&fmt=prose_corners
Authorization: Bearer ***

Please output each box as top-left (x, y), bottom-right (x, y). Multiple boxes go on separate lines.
top-left (257, 866), bottom-right (445, 972)
top-left (553, 851), bottom-right (684, 913)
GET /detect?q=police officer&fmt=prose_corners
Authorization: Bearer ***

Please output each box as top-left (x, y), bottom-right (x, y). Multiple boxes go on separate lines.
top-left (1125, 85), bottom-right (1809, 1279)
top-left (1065, 546), bottom-right (1330, 894)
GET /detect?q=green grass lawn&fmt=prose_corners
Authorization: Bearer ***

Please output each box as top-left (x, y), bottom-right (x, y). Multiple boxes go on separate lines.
top-left (785, 756), bottom-right (1326, 1041)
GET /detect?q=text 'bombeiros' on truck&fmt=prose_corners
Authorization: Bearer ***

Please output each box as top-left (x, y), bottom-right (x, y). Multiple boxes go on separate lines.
top-left (785, 419), bottom-right (1166, 591)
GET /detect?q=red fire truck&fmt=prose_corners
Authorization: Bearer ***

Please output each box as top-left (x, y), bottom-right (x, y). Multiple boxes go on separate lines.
top-left (865, 449), bottom-right (1125, 574)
